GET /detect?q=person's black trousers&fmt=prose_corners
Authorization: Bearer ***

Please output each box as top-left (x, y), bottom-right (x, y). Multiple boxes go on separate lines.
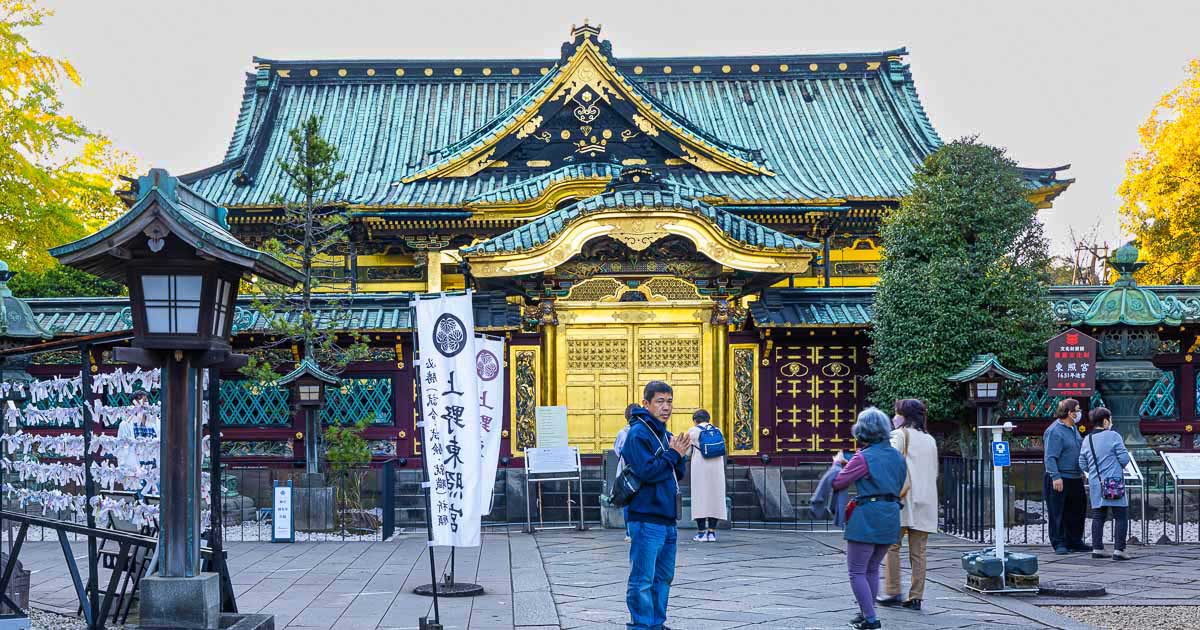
top-left (1091, 506), bottom-right (1129, 551)
top-left (1044, 474), bottom-right (1086, 549)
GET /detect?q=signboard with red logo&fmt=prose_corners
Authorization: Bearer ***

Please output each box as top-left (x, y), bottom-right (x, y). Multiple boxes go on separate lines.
top-left (1047, 328), bottom-right (1098, 397)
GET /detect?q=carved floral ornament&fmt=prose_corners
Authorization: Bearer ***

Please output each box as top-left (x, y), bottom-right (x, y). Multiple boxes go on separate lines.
top-left (465, 209), bottom-right (815, 278)
top-left (403, 29), bottom-right (770, 182)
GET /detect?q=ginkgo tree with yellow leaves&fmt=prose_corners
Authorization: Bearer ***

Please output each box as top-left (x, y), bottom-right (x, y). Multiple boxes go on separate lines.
top-left (1120, 59), bottom-right (1200, 284)
top-left (0, 0), bottom-right (136, 273)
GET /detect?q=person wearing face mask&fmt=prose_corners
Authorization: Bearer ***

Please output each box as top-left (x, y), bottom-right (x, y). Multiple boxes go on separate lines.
top-left (1043, 398), bottom-right (1089, 555)
top-left (1077, 407), bottom-right (1132, 560)
top-left (877, 399), bottom-right (938, 612)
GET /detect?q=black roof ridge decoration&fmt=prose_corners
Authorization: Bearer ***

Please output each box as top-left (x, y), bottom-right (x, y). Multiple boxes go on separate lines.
top-left (402, 24), bottom-right (774, 182)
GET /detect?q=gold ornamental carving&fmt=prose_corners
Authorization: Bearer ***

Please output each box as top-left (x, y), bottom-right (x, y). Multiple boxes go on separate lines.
top-left (607, 218), bottom-right (667, 251)
top-left (516, 115), bottom-right (544, 139)
top-left (631, 113), bottom-right (659, 137)
top-left (613, 310), bottom-right (656, 323)
top-left (567, 338), bottom-right (629, 370)
top-left (638, 338), bottom-right (701, 369)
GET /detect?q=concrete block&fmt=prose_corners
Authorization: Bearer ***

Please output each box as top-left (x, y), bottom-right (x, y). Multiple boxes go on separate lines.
top-left (139, 573), bottom-right (221, 629)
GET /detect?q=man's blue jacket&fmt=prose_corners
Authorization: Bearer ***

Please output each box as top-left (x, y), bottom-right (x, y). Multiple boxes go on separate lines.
top-left (620, 406), bottom-right (686, 525)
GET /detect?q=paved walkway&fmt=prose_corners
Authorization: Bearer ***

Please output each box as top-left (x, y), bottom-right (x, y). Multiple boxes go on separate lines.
top-left (15, 529), bottom-right (1200, 629)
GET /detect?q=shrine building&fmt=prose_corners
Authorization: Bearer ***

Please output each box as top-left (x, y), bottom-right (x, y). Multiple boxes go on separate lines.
top-left (22, 24), bottom-right (1200, 473)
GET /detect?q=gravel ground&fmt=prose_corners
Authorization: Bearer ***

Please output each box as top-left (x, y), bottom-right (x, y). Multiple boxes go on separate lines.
top-left (1049, 605), bottom-right (1200, 629)
top-left (29, 608), bottom-right (122, 630)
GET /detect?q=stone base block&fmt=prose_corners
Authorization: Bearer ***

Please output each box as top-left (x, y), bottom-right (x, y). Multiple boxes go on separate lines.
top-left (138, 573), bottom-right (220, 629)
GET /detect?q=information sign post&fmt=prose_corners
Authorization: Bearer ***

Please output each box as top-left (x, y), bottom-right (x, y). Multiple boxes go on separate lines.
top-left (271, 480), bottom-right (294, 543)
top-left (1160, 452), bottom-right (1200, 543)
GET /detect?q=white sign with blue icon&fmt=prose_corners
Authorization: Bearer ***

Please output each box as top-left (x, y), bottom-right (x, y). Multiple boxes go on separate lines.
top-left (991, 441), bottom-right (1011, 467)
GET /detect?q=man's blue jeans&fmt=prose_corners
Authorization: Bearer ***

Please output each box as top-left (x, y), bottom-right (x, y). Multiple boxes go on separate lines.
top-left (626, 520), bottom-right (677, 630)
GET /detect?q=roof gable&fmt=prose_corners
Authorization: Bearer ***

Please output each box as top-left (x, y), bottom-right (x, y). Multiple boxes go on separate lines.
top-left (180, 25), bottom-right (1069, 210)
top-left (404, 25), bottom-right (771, 181)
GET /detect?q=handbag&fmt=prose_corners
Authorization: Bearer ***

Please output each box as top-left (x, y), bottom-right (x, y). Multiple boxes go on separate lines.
top-left (1088, 433), bottom-right (1126, 501)
top-left (899, 428), bottom-right (911, 500)
top-left (844, 498), bottom-right (857, 522)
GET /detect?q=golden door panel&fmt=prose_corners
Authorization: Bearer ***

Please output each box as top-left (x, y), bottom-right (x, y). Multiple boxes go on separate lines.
top-left (562, 326), bottom-right (635, 452)
top-left (558, 321), bottom-right (708, 452)
top-left (635, 326), bottom-right (705, 438)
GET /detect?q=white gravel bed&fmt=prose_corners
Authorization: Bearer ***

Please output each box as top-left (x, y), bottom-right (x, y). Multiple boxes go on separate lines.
top-left (29, 607), bottom-right (121, 630)
top-left (1049, 605), bottom-right (1200, 629)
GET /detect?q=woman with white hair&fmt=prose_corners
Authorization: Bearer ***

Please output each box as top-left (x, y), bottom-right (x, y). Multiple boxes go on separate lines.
top-left (832, 407), bottom-right (908, 630)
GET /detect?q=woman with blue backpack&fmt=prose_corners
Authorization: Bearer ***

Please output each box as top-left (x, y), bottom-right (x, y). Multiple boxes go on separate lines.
top-left (686, 409), bottom-right (727, 542)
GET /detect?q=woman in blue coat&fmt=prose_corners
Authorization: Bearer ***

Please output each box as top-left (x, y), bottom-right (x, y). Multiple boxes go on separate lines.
top-left (1077, 407), bottom-right (1132, 560)
top-left (833, 408), bottom-right (907, 629)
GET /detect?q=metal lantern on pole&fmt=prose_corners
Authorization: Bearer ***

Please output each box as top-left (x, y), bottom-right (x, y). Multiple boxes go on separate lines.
top-left (947, 353), bottom-right (1025, 459)
top-left (50, 169), bottom-right (300, 630)
top-left (277, 353), bottom-right (338, 475)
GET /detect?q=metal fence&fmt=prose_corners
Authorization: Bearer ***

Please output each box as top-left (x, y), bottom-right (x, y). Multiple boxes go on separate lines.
top-left (939, 455), bottom-right (1200, 546)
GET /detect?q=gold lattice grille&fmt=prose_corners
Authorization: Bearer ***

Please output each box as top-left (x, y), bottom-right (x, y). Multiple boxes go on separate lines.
top-left (643, 277), bottom-right (703, 300)
top-left (567, 338), bottom-right (629, 370)
top-left (564, 277), bottom-right (624, 302)
top-left (638, 337), bottom-right (701, 369)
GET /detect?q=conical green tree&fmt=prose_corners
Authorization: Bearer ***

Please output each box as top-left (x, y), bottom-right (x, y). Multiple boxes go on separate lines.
top-left (868, 139), bottom-right (1054, 431)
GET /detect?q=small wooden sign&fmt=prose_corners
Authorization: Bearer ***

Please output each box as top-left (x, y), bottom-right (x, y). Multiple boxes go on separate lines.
top-left (1047, 328), bottom-right (1098, 397)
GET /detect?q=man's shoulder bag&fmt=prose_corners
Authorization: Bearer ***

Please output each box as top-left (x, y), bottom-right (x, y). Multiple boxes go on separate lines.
top-left (609, 420), bottom-right (668, 508)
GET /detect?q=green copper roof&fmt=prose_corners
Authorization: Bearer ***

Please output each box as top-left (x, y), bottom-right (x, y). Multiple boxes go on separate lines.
top-left (1064, 243), bottom-right (1184, 327)
top-left (184, 25), bottom-right (1043, 209)
top-left (463, 169), bottom-right (819, 255)
top-left (0, 261), bottom-right (52, 341)
top-left (946, 353), bottom-right (1026, 383)
top-left (277, 354), bottom-right (339, 387)
top-left (50, 169), bottom-right (301, 287)
top-left (750, 288), bottom-right (874, 327)
top-left (25, 291), bottom-right (521, 337)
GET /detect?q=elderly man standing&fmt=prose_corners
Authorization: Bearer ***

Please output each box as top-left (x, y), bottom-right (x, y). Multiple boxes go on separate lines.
top-left (1043, 398), bottom-right (1089, 555)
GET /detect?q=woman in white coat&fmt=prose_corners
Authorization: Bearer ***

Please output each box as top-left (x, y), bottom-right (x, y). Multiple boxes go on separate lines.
top-left (878, 399), bottom-right (938, 611)
top-left (687, 409), bottom-right (727, 542)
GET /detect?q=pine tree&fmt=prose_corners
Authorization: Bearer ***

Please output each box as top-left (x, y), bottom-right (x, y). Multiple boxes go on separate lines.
top-left (240, 115), bottom-right (368, 383)
top-left (868, 139), bottom-right (1054, 427)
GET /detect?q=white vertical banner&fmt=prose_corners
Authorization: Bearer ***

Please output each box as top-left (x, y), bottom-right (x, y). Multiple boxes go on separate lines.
top-left (415, 292), bottom-right (482, 547)
top-left (474, 334), bottom-right (506, 514)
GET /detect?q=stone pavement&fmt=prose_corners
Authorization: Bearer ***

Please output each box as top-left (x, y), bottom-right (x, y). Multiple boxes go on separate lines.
top-left (14, 529), bottom-right (1200, 629)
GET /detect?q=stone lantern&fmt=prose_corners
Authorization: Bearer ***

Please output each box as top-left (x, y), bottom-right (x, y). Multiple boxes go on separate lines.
top-left (1065, 243), bottom-right (1179, 461)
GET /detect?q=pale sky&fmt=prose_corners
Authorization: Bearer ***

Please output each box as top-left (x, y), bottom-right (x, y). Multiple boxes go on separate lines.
top-left (30, 0), bottom-right (1200, 257)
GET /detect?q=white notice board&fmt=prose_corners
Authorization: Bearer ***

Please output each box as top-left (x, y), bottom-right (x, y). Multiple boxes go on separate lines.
top-left (527, 447), bottom-right (580, 475)
top-left (272, 481), bottom-right (294, 543)
top-left (1124, 457), bottom-right (1143, 482)
top-left (1162, 452), bottom-right (1200, 480)
top-left (535, 406), bottom-right (569, 448)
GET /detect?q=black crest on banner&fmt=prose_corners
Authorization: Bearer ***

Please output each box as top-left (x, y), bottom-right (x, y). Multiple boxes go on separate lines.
top-left (433, 313), bottom-right (467, 357)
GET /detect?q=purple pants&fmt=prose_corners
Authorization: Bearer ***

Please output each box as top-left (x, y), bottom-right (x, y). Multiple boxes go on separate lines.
top-left (846, 541), bottom-right (890, 620)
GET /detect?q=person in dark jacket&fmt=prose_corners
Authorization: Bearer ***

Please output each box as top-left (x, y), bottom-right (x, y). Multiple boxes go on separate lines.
top-left (621, 381), bottom-right (689, 630)
top-left (1043, 398), bottom-right (1088, 554)
top-left (833, 407), bottom-right (907, 630)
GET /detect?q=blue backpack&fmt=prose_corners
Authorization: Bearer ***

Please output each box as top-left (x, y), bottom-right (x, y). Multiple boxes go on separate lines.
top-left (695, 423), bottom-right (726, 458)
